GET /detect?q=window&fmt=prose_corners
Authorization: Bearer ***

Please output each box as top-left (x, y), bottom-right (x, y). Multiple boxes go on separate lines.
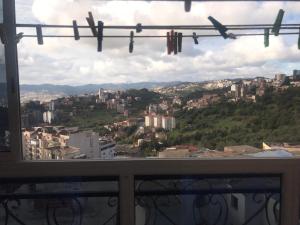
top-left (0, 0), bottom-right (298, 161)
top-left (0, 0), bottom-right (9, 152)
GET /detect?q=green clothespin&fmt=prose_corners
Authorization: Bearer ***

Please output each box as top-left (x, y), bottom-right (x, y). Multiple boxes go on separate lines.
top-left (272, 9), bottom-right (285, 36)
top-left (129, 31), bottom-right (134, 53)
top-left (264, 28), bottom-right (269, 48)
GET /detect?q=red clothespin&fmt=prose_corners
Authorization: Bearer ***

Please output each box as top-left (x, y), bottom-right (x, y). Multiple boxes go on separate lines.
top-left (167, 32), bottom-right (171, 55)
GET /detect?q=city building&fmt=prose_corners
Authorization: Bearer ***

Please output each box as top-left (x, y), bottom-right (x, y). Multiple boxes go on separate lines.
top-left (43, 111), bottom-right (55, 124)
top-left (148, 104), bottom-right (158, 113)
top-left (153, 115), bottom-right (162, 128)
top-left (145, 115), bottom-right (154, 127)
top-left (275, 74), bottom-right (286, 82)
top-left (68, 131), bottom-right (100, 159)
top-left (162, 116), bottom-right (176, 130)
top-left (99, 137), bottom-right (116, 159)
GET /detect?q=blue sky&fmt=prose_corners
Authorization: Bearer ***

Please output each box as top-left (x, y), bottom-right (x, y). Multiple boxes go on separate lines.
top-left (15, 0), bottom-right (300, 85)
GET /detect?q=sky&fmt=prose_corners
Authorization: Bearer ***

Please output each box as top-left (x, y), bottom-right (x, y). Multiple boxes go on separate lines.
top-left (15, 0), bottom-right (300, 85)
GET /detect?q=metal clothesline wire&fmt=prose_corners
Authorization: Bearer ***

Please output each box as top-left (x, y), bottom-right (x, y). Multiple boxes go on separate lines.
top-left (22, 32), bottom-right (300, 38)
top-left (16, 23), bottom-right (300, 30)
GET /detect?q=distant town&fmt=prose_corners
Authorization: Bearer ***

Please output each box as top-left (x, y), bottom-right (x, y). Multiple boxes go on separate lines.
top-left (20, 70), bottom-right (300, 160)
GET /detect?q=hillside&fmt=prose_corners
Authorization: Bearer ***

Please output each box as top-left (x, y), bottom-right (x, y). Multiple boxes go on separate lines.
top-left (168, 87), bottom-right (300, 150)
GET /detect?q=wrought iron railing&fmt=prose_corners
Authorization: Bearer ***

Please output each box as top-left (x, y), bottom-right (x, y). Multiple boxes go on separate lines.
top-left (0, 174), bottom-right (282, 225)
top-left (135, 175), bottom-right (281, 225)
top-left (0, 177), bottom-right (119, 225)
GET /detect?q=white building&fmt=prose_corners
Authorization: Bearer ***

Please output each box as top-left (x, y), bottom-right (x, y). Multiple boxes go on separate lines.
top-left (162, 116), bottom-right (176, 131)
top-left (97, 88), bottom-right (107, 103)
top-left (68, 131), bottom-right (99, 159)
top-left (145, 115), bottom-right (154, 127)
top-left (231, 84), bottom-right (238, 92)
top-left (275, 74), bottom-right (286, 82)
top-left (43, 111), bottom-right (55, 124)
top-left (153, 115), bottom-right (162, 128)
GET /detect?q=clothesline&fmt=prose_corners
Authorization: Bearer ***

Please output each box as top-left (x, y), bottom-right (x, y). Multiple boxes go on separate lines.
top-left (21, 32), bottom-right (300, 38)
top-left (8, 9), bottom-right (300, 54)
top-left (16, 23), bottom-right (300, 30)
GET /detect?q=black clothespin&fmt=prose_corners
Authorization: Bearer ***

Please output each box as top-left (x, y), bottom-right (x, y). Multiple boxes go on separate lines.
top-left (185, 0), bottom-right (192, 12)
top-left (0, 25), bottom-right (7, 45)
top-left (136, 23), bottom-right (142, 33)
top-left (167, 32), bottom-right (171, 55)
top-left (264, 28), bottom-right (269, 48)
top-left (16, 32), bottom-right (24, 44)
top-left (227, 33), bottom-right (237, 40)
top-left (178, 32), bottom-right (183, 52)
top-left (86, 11), bottom-right (97, 37)
top-left (192, 32), bottom-right (198, 44)
top-left (208, 16), bottom-right (229, 39)
top-left (97, 21), bottom-right (104, 52)
top-left (129, 31), bottom-right (134, 53)
top-left (73, 20), bottom-right (80, 40)
top-left (170, 30), bottom-right (174, 52)
top-left (272, 9), bottom-right (285, 36)
top-left (174, 32), bottom-right (178, 55)
top-left (36, 25), bottom-right (43, 45)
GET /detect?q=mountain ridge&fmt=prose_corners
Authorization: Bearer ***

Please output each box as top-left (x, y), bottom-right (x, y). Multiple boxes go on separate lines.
top-left (20, 81), bottom-right (185, 95)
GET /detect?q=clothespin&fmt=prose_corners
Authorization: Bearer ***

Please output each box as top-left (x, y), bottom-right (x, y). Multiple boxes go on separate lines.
top-left (136, 23), bottom-right (142, 33)
top-left (264, 28), bottom-right (269, 48)
top-left (192, 32), bottom-right (198, 44)
top-left (73, 20), bottom-right (80, 40)
top-left (174, 32), bottom-right (178, 55)
top-left (272, 9), bottom-right (285, 36)
top-left (184, 0), bottom-right (192, 12)
top-left (129, 31), bottom-right (134, 53)
top-left (298, 28), bottom-right (300, 50)
top-left (170, 30), bottom-right (174, 52)
top-left (178, 33), bottom-right (183, 52)
top-left (36, 25), bottom-right (43, 45)
top-left (86, 11), bottom-right (97, 37)
top-left (208, 16), bottom-right (229, 39)
top-left (167, 32), bottom-right (171, 55)
top-left (97, 21), bottom-right (104, 52)
top-left (0, 25), bottom-right (7, 45)
top-left (16, 32), bottom-right (24, 44)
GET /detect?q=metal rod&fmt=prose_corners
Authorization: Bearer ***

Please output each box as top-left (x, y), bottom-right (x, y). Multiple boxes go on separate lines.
top-left (135, 188), bottom-right (280, 196)
top-left (21, 32), bottom-right (300, 39)
top-left (16, 23), bottom-right (300, 30)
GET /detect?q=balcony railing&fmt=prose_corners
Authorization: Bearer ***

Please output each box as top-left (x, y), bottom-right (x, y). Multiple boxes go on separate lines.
top-left (0, 159), bottom-right (299, 225)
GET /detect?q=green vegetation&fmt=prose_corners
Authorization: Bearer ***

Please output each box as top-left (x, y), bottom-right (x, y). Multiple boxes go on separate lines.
top-left (123, 88), bottom-right (161, 115)
top-left (54, 89), bottom-right (161, 134)
top-left (168, 87), bottom-right (300, 150)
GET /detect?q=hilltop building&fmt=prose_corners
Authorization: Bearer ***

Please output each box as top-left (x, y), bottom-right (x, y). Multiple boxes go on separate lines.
top-left (145, 114), bottom-right (176, 130)
top-left (162, 116), bottom-right (176, 130)
top-left (43, 111), bottom-right (55, 124)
